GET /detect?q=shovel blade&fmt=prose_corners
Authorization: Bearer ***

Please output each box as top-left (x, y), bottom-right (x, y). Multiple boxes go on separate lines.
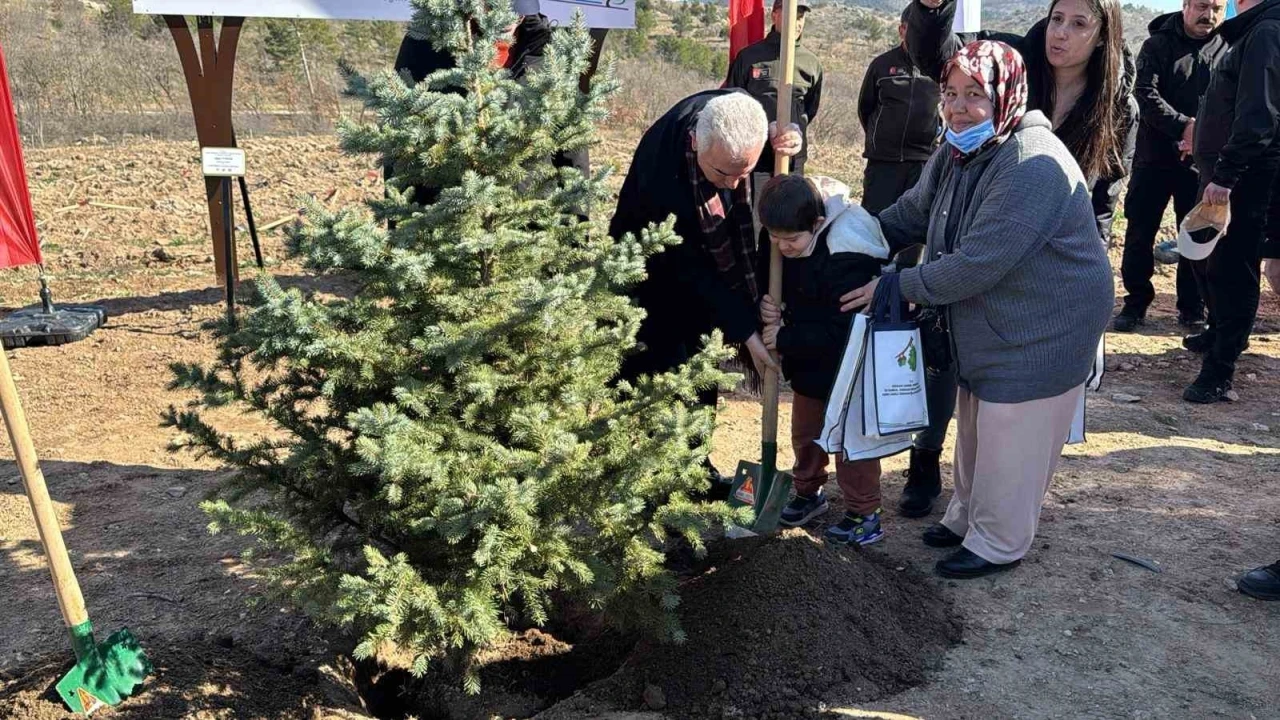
top-left (56, 628), bottom-right (152, 715)
top-left (751, 470), bottom-right (793, 534)
top-left (727, 462), bottom-right (793, 535)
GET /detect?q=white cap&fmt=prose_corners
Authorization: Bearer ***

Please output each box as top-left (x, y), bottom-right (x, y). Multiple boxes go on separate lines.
top-left (513, 0), bottom-right (540, 15)
top-left (1176, 201), bottom-right (1230, 261)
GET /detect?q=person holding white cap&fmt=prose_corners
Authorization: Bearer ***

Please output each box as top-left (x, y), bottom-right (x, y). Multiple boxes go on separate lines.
top-left (1181, 0), bottom-right (1280, 403)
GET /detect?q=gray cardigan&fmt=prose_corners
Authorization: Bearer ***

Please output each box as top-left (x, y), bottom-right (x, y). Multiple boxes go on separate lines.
top-left (879, 111), bottom-right (1113, 404)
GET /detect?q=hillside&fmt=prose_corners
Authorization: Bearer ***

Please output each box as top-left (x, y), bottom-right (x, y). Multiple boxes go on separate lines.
top-left (2, 0), bottom-right (1164, 148)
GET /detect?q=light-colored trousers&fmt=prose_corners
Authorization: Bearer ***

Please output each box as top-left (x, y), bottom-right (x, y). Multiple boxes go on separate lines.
top-left (941, 384), bottom-right (1085, 564)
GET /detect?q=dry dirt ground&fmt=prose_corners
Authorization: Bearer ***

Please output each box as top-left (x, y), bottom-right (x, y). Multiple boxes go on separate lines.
top-left (1, 135), bottom-right (1278, 719)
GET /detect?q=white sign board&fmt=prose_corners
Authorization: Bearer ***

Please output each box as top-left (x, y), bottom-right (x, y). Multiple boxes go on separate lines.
top-left (133, 0), bottom-right (634, 28)
top-left (202, 147), bottom-right (247, 177)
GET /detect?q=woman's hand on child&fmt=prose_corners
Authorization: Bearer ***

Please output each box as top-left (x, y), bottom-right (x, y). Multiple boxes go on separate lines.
top-left (839, 277), bottom-right (880, 313)
top-left (760, 294), bottom-right (782, 324)
top-left (762, 323), bottom-right (780, 350)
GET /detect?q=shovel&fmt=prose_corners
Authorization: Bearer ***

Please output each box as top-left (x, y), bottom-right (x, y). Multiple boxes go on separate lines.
top-left (728, 0), bottom-right (802, 536)
top-left (0, 349), bottom-right (152, 714)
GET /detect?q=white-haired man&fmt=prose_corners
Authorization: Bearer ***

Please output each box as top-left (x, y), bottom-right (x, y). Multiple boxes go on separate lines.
top-left (612, 89), bottom-right (800, 494)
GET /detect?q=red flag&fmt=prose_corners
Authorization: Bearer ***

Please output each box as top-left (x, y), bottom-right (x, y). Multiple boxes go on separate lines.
top-left (728, 0), bottom-right (765, 64)
top-left (0, 42), bottom-right (42, 269)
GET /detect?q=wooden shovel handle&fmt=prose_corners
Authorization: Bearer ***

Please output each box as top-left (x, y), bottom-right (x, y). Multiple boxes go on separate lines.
top-left (0, 350), bottom-right (88, 629)
top-left (762, 0), bottom-right (800, 445)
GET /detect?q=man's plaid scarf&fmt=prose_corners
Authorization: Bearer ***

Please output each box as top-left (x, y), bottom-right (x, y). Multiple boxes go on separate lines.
top-left (686, 133), bottom-right (760, 303)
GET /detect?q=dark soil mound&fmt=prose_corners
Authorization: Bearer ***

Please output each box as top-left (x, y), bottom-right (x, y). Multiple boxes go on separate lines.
top-left (597, 529), bottom-right (961, 719)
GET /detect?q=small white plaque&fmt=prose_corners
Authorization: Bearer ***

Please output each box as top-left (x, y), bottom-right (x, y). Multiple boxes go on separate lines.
top-left (201, 147), bottom-right (246, 177)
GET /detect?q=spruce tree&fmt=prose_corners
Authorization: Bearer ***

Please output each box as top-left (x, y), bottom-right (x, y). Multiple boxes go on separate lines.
top-left (166, 0), bottom-right (745, 691)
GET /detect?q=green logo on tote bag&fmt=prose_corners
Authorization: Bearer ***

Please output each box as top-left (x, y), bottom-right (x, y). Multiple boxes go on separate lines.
top-left (896, 337), bottom-right (918, 372)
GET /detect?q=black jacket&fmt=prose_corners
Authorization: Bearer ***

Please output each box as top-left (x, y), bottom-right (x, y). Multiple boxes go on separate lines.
top-left (905, 0), bottom-right (1138, 237)
top-left (506, 15), bottom-right (554, 80)
top-left (1193, 0), bottom-right (1280, 189)
top-left (1134, 12), bottom-right (1227, 168)
top-left (724, 30), bottom-right (824, 174)
top-left (394, 34), bottom-right (455, 84)
top-left (609, 90), bottom-right (761, 350)
top-left (389, 18), bottom-right (568, 199)
top-left (769, 235), bottom-right (883, 400)
top-left (857, 45), bottom-right (941, 163)
top-left (393, 15), bottom-right (552, 82)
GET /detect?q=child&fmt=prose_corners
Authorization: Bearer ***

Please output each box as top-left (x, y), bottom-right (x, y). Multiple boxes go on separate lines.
top-left (756, 174), bottom-right (890, 545)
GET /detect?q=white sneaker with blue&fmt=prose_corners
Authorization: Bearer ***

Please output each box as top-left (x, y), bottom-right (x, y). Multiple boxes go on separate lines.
top-left (779, 489), bottom-right (830, 527)
top-left (824, 509), bottom-right (884, 546)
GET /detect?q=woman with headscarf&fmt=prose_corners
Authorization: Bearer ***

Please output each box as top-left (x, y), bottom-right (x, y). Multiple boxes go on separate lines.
top-left (840, 41), bottom-right (1113, 579)
top-left (890, 0), bottom-right (1136, 519)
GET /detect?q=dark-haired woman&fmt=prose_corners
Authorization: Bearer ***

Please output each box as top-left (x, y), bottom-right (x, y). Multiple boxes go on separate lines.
top-left (891, 0), bottom-right (1135, 519)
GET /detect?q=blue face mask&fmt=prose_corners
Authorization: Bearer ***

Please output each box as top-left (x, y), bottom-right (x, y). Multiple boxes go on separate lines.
top-left (945, 119), bottom-right (996, 155)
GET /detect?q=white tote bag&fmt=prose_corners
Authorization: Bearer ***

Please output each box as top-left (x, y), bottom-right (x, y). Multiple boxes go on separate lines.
top-left (848, 342), bottom-right (915, 460)
top-left (864, 280), bottom-right (930, 436)
top-left (867, 327), bottom-right (930, 435)
top-left (1068, 336), bottom-right (1106, 445)
top-left (817, 313), bottom-right (913, 461)
top-left (817, 313), bottom-right (870, 454)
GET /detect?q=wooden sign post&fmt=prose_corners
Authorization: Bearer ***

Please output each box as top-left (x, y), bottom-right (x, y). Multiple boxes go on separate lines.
top-left (135, 1), bottom-right (630, 289)
top-left (165, 15), bottom-right (243, 285)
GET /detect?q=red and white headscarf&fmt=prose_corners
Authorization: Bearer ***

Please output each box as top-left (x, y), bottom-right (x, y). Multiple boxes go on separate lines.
top-left (942, 40), bottom-right (1029, 152)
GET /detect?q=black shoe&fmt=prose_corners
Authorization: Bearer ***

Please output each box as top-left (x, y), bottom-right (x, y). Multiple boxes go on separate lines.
top-left (1111, 310), bottom-right (1144, 333)
top-left (1238, 561), bottom-right (1280, 601)
top-left (898, 448), bottom-right (942, 518)
top-left (1182, 331), bottom-right (1215, 353)
top-left (922, 523), bottom-right (964, 548)
top-left (1183, 376), bottom-right (1233, 404)
top-left (935, 547), bottom-right (1020, 579)
top-left (1177, 311), bottom-right (1207, 333)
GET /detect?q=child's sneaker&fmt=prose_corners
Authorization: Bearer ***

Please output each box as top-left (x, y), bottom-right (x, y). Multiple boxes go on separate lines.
top-left (824, 509), bottom-right (884, 546)
top-left (780, 490), bottom-right (830, 527)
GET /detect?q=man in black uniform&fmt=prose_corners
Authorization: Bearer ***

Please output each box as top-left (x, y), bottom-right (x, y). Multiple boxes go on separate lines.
top-left (856, 6), bottom-right (942, 216)
top-left (724, 0), bottom-right (823, 219)
top-left (1183, 0), bottom-right (1280, 403)
top-left (1113, 0), bottom-right (1227, 333)
top-left (1263, 162), bottom-right (1280, 296)
top-left (856, 8), bottom-right (943, 518)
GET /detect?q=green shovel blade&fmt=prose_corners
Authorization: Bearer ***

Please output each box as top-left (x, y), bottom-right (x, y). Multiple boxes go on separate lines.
top-left (728, 460), bottom-right (794, 535)
top-left (56, 626), bottom-right (152, 715)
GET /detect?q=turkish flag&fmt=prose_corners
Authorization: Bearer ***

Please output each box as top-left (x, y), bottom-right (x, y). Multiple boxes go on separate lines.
top-left (728, 0), bottom-right (765, 64)
top-left (0, 42), bottom-right (42, 269)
